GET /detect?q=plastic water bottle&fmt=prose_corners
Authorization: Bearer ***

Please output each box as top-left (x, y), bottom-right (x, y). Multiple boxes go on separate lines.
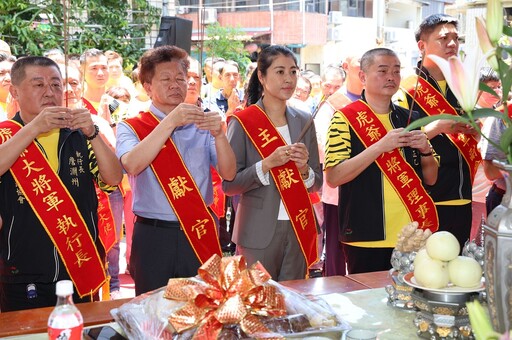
top-left (47, 280), bottom-right (84, 340)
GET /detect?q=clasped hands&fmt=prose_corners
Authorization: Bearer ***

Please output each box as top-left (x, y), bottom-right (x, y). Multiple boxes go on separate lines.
top-left (34, 106), bottom-right (96, 137)
top-left (267, 143), bottom-right (309, 173)
top-left (167, 103), bottom-right (225, 137)
top-left (380, 128), bottom-right (431, 154)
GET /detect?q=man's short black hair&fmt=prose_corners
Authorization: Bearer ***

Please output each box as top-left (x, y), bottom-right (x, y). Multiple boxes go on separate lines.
top-left (79, 48), bottom-right (105, 65)
top-left (415, 14), bottom-right (458, 42)
top-left (360, 48), bottom-right (398, 73)
top-left (10, 56), bottom-right (61, 86)
top-left (479, 67), bottom-right (500, 83)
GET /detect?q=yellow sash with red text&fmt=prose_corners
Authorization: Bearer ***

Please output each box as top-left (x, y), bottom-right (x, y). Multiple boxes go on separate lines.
top-left (404, 76), bottom-right (481, 182)
top-left (0, 120), bottom-right (106, 297)
top-left (341, 100), bottom-right (439, 232)
top-left (233, 105), bottom-right (319, 268)
top-left (124, 111), bottom-right (222, 263)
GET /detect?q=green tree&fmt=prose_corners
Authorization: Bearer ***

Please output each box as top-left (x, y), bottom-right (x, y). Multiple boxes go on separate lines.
top-left (203, 23), bottom-right (251, 75)
top-left (0, 0), bottom-right (160, 68)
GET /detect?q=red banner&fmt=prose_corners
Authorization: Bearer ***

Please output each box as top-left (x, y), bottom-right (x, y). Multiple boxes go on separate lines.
top-left (124, 112), bottom-right (222, 264)
top-left (0, 120), bottom-right (106, 297)
top-left (81, 97), bottom-right (116, 252)
top-left (340, 100), bottom-right (439, 232)
top-left (95, 185), bottom-right (116, 253)
top-left (209, 166), bottom-right (226, 218)
top-left (233, 105), bottom-right (319, 269)
top-left (404, 76), bottom-right (481, 183)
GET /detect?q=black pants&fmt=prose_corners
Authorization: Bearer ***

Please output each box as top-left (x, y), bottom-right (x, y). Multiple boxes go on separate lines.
top-left (343, 244), bottom-right (393, 274)
top-left (324, 203), bottom-right (346, 276)
top-left (486, 184), bottom-right (505, 216)
top-left (0, 281), bottom-right (94, 312)
top-left (436, 203), bottom-right (472, 249)
top-left (131, 218), bottom-right (201, 296)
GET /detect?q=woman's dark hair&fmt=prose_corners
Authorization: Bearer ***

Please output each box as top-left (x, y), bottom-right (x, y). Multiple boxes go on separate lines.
top-left (246, 45), bottom-right (297, 105)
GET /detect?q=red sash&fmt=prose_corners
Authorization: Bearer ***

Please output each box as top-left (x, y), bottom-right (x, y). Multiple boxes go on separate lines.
top-left (95, 185), bottom-right (116, 253)
top-left (0, 121), bottom-right (106, 296)
top-left (341, 100), bottom-right (439, 232)
top-left (404, 76), bottom-right (481, 182)
top-left (82, 97), bottom-right (116, 252)
top-left (82, 98), bottom-right (98, 115)
top-left (210, 166), bottom-right (226, 218)
top-left (124, 111), bottom-right (222, 263)
top-left (233, 105), bottom-right (319, 268)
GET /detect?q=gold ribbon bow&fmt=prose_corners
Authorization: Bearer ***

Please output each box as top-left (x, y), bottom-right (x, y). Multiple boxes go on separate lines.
top-left (165, 254), bottom-right (287, 339)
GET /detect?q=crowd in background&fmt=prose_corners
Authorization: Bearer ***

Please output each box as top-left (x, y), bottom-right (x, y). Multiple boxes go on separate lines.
top-left (0, 11), bottom-right (507, 312)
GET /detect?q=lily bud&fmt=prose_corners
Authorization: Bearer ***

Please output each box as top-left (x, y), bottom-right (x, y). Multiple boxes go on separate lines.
top-left (476, 17), bottom-right (499, 71)
top-left (428, 54), bottom-right (481, 113)
top-left (487, 0), bottom-right (503, 44)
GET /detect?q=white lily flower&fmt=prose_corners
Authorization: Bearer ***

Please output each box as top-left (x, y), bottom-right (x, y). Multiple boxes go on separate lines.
top-left (476, 17), bottom-right (499, 71)
top-left (487, 0), bottom-right (503, 44)
top-left (428, 54), bottom-right (482, 113)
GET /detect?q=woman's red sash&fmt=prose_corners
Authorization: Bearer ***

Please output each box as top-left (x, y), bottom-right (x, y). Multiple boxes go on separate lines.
top-left (233, 105), bottom-right (319, 269)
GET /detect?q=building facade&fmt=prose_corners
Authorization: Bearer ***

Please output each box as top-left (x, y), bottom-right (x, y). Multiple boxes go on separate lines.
top-left (148, 0), bottom-right (456, 74)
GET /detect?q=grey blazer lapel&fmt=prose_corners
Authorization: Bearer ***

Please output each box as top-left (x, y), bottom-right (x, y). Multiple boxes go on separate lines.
top-left (286, 107), bottom-right (301, 144)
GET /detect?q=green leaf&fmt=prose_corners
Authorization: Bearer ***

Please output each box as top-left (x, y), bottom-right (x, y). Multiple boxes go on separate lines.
top-left (405, 114), bottom-right (472, 132)
top-left (503, 25), bottom-right (512, 37)
top-left (479, 82), bottom-right (500, 98)
top-left (471, 108), bottom-right (507, 120)
top-left (500, 126), bottom-right (512, 152)
top-left (0, 0), bottom-right (159, 67)
top-left (466, 301), bottom-right (501, 340)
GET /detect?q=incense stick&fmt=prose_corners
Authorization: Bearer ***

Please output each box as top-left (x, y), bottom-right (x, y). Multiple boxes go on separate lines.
top-left (294, 97), bottom-right (326, 144)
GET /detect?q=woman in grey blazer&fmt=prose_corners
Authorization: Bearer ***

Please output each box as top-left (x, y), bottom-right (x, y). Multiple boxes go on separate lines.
top-left (222, 46), bottom-right (322, 281)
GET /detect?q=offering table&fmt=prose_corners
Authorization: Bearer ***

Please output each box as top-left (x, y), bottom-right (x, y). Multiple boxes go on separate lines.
top-left (0, 271), bottom-right (395, 338)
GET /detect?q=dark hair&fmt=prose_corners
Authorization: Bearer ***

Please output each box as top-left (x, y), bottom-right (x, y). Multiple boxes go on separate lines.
top-left (105, 50), bottom-right (122, 63)
top-left (11, 56), bottom-right (61, 86)
top-left (322, 65), bottom-right (345, 82)
top-left (0, 52), bottom-right (16, 63)
top-left (301, 70), bottom-right (317, 78)
top-left (107, 86), bottom-right (131, 103)
top-left (246, 45), bottom-right (297, 105)
top-left (204, 57), bottom-right (225, 65)
top-left (360, 48), bottom-right (399, 72)
top-left (219, 60), bottom-right (240, 74)
top-left (297, 75), bottom-right (312, 95)
top-left (139, 45), bottom-right (189, 85)
top-left (131, 67), bottom-right (140, 83)
top-left (415, 14), bottom-right (458, 42)
top-left (43, 48), bottom-right (64, 58)
top-left (79, 48), bottom-right (105, 65)
top-left (479, 67), bottom-right (499, 83)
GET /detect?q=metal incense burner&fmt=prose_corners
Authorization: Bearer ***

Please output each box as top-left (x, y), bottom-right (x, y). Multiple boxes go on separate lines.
top-left (411, 287), bottom-right (484, 340)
